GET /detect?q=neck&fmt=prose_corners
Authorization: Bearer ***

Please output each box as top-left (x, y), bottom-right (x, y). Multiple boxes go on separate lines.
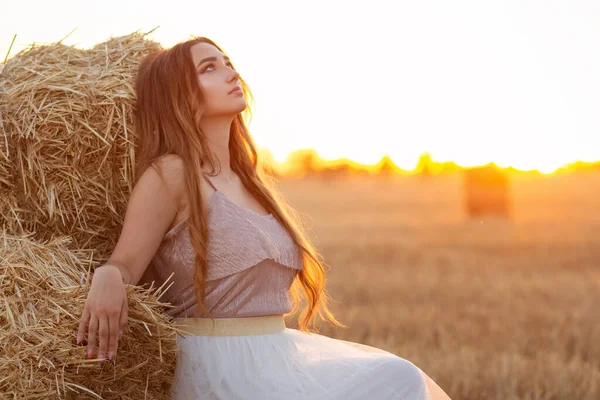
top-left (200, 115), bottom-right (235, 179)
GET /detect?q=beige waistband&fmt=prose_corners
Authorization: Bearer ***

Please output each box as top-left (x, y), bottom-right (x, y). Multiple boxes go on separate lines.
top-left (173, 314), bottom-right (286, 337)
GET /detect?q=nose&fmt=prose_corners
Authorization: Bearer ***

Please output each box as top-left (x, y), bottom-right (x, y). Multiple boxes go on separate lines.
top-left (228, 67), bottom-right (240, 82)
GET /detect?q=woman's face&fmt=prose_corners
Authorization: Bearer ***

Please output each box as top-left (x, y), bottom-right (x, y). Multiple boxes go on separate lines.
top-left (190, 42), bottom-right (246, 117)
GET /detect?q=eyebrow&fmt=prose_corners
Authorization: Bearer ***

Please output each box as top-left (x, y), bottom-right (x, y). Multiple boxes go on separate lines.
top-left (196, 55), bottom-right (231, 69)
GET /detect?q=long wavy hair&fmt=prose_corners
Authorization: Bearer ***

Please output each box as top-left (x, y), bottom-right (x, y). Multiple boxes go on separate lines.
top-left (133, 37), bottom-right (346, 333)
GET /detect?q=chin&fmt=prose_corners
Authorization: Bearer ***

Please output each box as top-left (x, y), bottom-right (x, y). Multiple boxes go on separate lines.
top-left (206, 101), bottom-right (247, 117)
top-left (231, 102), bottom-right (247, 114)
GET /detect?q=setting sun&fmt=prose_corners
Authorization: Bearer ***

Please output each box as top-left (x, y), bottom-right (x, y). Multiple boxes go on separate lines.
top-left (2, 0), bottom-right (598, 174)
top-left (2, 2), bottom-right (600, 398)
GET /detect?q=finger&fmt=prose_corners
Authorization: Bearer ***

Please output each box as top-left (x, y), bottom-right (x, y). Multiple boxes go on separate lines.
top-left (77, 307), bottom-right (90, 345)
top-left (112, 298), bottom-right (128, 361)
top-left (107, 312), bottom-right (120, 361)
top-left (97, 315), bottom-right (110, 363)
top-left (119, 296), bottom-right (128, 339)
top-left (87, 315), bottom-right (99, 360)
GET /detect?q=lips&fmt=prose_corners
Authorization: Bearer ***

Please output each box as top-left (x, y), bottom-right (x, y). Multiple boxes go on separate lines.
top-left (228, 87), bottom-right (242, 94)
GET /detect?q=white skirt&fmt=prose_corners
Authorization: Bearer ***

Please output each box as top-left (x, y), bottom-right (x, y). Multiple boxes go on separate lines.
top-left (171, 316), bottom-right (431, 400)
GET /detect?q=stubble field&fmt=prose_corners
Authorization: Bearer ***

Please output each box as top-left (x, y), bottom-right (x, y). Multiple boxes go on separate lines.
top-left (281, 171), bottom-right (600, 400)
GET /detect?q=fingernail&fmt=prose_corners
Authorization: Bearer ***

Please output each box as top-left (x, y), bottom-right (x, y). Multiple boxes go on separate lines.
top-left (76, 335), bottom-right (81, 345)
top-left (87, 348), bottom-right (92, 359)
top-left (119, 330), bottom-right (123, 339)
top-left (98, 354), bottom-right (104, 362)
top-left (108, 351), bottom-right (114, 361)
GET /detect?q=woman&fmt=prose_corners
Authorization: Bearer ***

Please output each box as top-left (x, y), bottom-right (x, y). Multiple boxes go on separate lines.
top-left (76, 36), bottom-right (451, 400)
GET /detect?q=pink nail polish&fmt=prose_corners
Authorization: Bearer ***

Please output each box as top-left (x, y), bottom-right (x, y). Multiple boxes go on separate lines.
top-left (108, 351), bottom-right (114, 361)
top-left (87, 349), bottom-right (92, 359)
top-left (76, 335), bottom-right (81, 345)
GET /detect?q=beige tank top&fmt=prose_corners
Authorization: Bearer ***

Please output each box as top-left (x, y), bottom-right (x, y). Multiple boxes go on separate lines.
top-left (149, 174), bottom-right (304, 318)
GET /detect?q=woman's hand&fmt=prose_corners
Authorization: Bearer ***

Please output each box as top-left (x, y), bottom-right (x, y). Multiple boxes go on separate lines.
top-left (77, 265), bottom-right (128, 363)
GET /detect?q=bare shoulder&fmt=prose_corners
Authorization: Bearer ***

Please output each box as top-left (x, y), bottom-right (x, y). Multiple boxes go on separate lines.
top-left (153, 153), bottom-right (184, 173)
top-left (108, 154), bottom-right (187, 285)
top-left (149, 154), bottom-right (187, 211)
top-left (152, 154), bottom-right (185, 180)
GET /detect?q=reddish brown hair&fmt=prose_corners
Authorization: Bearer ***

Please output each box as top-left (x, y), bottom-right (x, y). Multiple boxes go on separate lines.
top-left (133, 37), bottom-right (345, 333)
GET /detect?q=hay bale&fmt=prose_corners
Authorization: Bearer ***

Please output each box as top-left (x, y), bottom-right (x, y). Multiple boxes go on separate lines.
top-left (0, 31), bottom-right (185, 399)
top-left (0, 31), bottom-right (162, 262)
top-left (463, 164), bottom-right (511, 218)
top-left (0, 233), bottom-right (179, 399)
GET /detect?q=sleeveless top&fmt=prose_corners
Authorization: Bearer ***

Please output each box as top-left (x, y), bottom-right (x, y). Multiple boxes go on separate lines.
top-left (148, 174), bottom-right (304, 318)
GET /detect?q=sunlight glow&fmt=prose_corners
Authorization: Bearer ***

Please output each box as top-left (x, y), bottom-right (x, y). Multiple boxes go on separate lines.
top-left (2, 0), bottom-right (598, 174)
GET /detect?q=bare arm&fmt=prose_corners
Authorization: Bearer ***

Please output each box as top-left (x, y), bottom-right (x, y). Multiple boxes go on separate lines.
top-left (77, 154), bottom-right (185, 362)
top-left (106, 154), bottom-right (185, 285)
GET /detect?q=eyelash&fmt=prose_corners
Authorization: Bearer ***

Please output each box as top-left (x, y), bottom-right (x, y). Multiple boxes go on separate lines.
top-left (201, 63), bottom-right (234, 73)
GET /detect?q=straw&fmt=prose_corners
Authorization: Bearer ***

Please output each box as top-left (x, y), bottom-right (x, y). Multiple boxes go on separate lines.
top-left (0, 30), bottom-right (162, 263)
top-left (0, 30), bottom-right (188, 399)
top-left (0, 232), bottom-right (180, 399)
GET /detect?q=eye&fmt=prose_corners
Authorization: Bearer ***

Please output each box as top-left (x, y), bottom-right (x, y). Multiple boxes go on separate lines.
top-left (201, 63), bottom-right (216, 73)
top-left (200, 62), bottom-right (235, 74)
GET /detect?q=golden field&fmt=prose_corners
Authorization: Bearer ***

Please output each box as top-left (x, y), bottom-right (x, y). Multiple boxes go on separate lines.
top-left (281, 171), bottom-right (600, 400)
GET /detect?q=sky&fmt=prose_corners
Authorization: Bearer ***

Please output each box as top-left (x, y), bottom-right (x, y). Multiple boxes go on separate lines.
top-left (2, 0), bottom-right (599, 173)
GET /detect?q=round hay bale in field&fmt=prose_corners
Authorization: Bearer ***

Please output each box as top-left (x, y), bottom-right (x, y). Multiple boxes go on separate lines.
top-left (462, 164), bottom-right (512, 218)
top-left (0, 233), bottom-right (179, 399)
top-left (0, 31), bottom-right (162, 262)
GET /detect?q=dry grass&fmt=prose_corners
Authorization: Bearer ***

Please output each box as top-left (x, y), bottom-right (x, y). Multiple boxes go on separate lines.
top-left (0, 233), bottom-right (179, 399)
top-left (2, 28), bottom-right (597, 399)
top-left (0, 31), bottom-right (162, 262)
top-left (0, 32), bottom-right (182, 398)
top-left (281, 171), bottom-right (600, 400)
